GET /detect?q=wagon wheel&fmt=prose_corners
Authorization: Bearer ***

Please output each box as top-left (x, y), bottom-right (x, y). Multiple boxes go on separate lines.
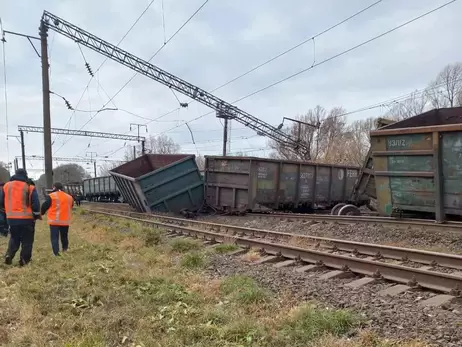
top-left (331, 203), bottom-right (347, 215)
top-left (338, 204), bottom-right (361, 216)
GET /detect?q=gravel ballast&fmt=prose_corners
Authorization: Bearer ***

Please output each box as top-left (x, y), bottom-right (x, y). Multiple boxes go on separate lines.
top-left (206, 253), bottom-right (462, 347)
top-left (203, 215), bottom-right (462, 254)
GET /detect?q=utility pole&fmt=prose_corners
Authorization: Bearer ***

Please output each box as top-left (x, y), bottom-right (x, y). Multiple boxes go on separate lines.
top-left (86, 152), bottom-right (97, 177)
top-left (19, 130), bottom-right (26, 170)
top-left (7, 134), bottom-right (26, 170)
top-left (216, 110), bottom-right (231, 156)
top-left (39, 19), bottom-right (53, 189)
top-left (133, 146), bottom-right (136, 160)
top-left (130, 123), bottom-right (148, 155)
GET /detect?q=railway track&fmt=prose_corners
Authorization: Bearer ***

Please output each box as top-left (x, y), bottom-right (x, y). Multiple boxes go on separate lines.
top-left (83, 201), bottom-right (462, 231)
top-left (84, 207), bottom-right (462, 302)
top-left (247, 212), bottom-right (462, 230)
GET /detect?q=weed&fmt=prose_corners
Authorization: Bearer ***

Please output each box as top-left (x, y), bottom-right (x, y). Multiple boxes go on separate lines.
top-left (142, 226), bottom-right (162, 246)
top-left (213, 243), bottom-right (240, 254)
top-left (170, 238), bottom-right (202, 253)
top-left (180, 252), bottom-right (208, 269)
top-left (221, 275), bottom-right (270, 304)
top-left (78, 209), bottom-right (86, 215)
top-left (277, 303), bottom-right (356, 344)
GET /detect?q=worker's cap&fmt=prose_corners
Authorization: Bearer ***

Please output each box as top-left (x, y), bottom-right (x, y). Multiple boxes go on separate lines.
top-left (15, 168), bottom-right (28, 177)
top-left (27, 178), bottom-right (35, 186)
top-left (53, 182), bottom-right (64, 190)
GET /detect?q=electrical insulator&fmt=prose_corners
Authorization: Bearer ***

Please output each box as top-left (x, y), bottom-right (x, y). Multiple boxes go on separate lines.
top-left (64, 99), bottom-right (73, 110)
top-left (85, 62), bottom-right (94, 77)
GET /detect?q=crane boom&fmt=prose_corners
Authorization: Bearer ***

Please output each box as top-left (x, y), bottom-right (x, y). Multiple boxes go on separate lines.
top-left (41, 11), bottom-right (311, 159)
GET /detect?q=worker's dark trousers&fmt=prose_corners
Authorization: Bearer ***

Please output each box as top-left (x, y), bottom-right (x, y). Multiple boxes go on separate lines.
top-left (50, 225), bottom-right (69, 256)
top-left (5, 223), bottom-right (35, 265)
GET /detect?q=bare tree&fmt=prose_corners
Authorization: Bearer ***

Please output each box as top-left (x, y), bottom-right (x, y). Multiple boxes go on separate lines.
top-left (144, 134), bottom-right (180, 154)
top-left (269, 106), bottom-right (348, 162)
top-left (427, 63), bottom-right (462, 108)
top-left (386, 90), bottom-right (429, 121)
top-left (99, 161), bottom-right (125, 176)
top-left (0, 162), bottom-right (10, 183)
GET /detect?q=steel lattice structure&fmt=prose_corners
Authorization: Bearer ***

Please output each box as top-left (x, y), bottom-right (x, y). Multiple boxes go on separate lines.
top-left (41, 11), bottom-right (311, 159)
top-left (18, 125), bottom-right (145, 142)
top-left (17, 155), bottom-right (122, 163)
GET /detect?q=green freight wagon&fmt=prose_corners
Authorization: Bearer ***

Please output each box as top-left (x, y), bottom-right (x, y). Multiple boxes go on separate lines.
top-left (110, 154), bottom-right (204, 213)
top-left (369, 107), bottom-right (462, 222)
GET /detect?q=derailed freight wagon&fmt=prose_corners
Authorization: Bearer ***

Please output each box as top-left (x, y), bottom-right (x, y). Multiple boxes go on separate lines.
top-left (204, 156), bottom-right (369, 213)
top-left (370, 107), bottom-right (462, 222)
top-left (83, 176), bottom-right (121, 202)
top-left (109, 154), bottom-right (204, 213)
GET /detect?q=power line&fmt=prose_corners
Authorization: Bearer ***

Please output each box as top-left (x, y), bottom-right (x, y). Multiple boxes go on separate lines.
top-left (57, 0), bottom-right (210, 155)
top-left (156, 0), bottom-right (458, 137)
top-left (143, 0), bottom-right (383, 124)
top-left (77, 0), bottom-right (210, 131)
top-left (53, 0), bottom-right (157, 149)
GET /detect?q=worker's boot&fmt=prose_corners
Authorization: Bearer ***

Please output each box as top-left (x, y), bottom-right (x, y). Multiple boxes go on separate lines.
top-left (4, 255), bottom-right (12, 265)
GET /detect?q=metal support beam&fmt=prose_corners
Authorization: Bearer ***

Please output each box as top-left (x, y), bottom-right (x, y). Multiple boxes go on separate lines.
top-left (18, 155), bottom-right (121, 163)
top-left (18, 125), bottom-right (146, 142)
top-left (39, 20), bottom-right (53, 189)
top-left (222, 117), bottom-right (228, 156)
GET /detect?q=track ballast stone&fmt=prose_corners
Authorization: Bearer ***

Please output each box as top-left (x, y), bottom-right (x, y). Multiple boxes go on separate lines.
top-left (205, 215), bottom-right (462, 254)
top-left (206, 253), bottom-right (462, 347)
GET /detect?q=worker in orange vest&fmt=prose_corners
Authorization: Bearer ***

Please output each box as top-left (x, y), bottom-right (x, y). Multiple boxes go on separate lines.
top-left (40, 182), bottom-right (74, 256)
top-left (0, 169), bottom-right (41, 266)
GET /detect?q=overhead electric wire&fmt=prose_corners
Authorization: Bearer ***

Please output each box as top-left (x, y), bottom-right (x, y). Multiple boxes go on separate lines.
top-left (144, 0), bottom-right (383, 124)
top-left (54, 0), bottom-right (157, 152)
top-left (94, 0), bottom-right (210, 109)
top-left (62, 0), bottom-right (210, 156)
top-left (156, 0), bottom-right (458, 137)
top-left (72, 0), bottom-right (376, 153)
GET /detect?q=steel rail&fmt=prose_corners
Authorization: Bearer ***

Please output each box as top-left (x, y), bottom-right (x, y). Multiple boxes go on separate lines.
top-left (85, 209), bottom-right (462, 294)
top-left (246, 212), bottom-right (462, 230)
top-left (87, 207), bottom-right (462, 270)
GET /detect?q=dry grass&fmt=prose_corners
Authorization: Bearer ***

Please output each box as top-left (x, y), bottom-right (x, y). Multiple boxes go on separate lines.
top-left (0, 209), bottom-right (430, 347)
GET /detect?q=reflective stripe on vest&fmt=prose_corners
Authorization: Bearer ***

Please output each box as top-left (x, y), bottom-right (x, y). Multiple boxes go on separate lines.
top-left (4, 181), bottom-right (33, 219)
top-left (47, 191), bottom-right (73, 226)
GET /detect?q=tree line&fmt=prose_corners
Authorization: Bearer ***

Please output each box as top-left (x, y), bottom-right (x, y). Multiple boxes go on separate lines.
top-left (270, 62), bottom-right (462, 165)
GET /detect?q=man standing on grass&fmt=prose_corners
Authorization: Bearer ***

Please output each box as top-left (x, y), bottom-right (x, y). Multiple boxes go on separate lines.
top-left (1, 169), bottom-right (41, 266)
top-left (41, 182), bottom-right (74, 256)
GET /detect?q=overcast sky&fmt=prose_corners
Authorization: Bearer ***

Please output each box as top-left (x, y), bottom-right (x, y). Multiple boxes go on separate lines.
top-left (1, 0), bottom-right (461, 178)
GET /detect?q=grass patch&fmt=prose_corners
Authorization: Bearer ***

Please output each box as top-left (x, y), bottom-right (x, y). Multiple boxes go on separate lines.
top-left (180, 251), bottom-right (208, 269)
top-left (277, 303), bottom-right (357, 345)
top-left (213, 243), bottom-right (240, 254)
top-left (0, 212), bottom-right (430, 347)
top-left (221, 275), bottom-right (270, 304)
top-left (169, 237), bottom-right (202, 253)
top-left (141, 226), bottom-right (162, 246)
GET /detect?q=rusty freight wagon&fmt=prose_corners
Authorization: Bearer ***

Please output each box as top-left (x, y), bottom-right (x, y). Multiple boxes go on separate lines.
top-left (370, 107), bottom-right (462, 222)
top-left (204, 156), bottom-right (369, 213)
top-left (109, 154), bottom-right (204, 213)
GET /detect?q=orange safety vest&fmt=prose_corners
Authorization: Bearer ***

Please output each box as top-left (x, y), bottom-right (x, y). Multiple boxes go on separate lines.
top-left (3, 181), bottom-right (34, 220)
top-left (47, 191), bottom-right (74, 226)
